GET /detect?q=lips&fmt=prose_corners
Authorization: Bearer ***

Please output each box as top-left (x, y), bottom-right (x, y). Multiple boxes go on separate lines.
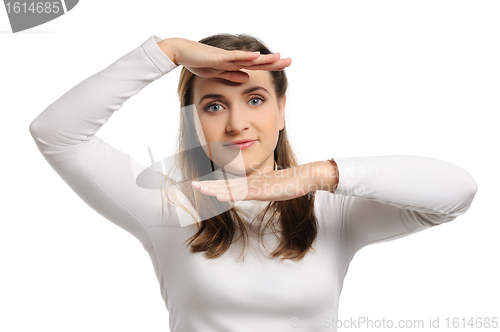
top-left (224, 139), bottom-right (257, 150)
top-left (224, 139), bottom-right (257, 146)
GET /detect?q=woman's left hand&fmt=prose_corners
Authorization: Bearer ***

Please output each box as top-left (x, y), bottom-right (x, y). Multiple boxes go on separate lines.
top-left (191, 160), bottom-right (339, 202)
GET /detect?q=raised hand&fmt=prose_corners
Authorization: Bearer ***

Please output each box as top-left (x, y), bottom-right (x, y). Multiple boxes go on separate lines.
top-left (191, 161), bottom-right (339, 202)
top-left (157, 37), bottom-right (292, 83)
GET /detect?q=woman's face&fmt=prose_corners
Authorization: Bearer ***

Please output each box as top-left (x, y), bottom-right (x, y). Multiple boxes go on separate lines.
top-left (192, 69), bottom-right (285, 177)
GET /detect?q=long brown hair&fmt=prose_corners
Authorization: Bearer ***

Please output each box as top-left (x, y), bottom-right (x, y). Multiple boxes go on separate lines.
top-left (165, 33), bottom-right (319, 261)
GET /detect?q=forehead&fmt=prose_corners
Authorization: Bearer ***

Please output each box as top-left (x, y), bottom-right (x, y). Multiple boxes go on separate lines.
top-left (192, 70), bottom-right (274, 101)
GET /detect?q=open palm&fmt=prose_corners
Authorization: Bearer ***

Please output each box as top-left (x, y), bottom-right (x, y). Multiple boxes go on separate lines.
top-left (157, 37), bottom-right (291, 83)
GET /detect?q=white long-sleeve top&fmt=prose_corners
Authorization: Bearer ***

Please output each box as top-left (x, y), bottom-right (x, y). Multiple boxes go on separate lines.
top-left (29, 35), bottom-right (478, 332)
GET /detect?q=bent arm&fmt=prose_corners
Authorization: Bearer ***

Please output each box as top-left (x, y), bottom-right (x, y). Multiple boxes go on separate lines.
top-left (29, 35), bottom-right (178, 249)
top-left (331, 155), bottom-right (477, 254)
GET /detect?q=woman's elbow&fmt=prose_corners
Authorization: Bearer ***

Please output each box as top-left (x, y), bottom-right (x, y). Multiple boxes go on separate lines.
top-left (463, 171), bottom-right (478, 210)
top-left (448, 168), bottom-right (478, 218)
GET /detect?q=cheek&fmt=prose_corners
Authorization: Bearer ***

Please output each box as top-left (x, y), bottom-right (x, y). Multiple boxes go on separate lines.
top-left (257, 108), bottom-right (280, 147)
top-left (198, 116), bottom-right (220, 141)
top-left (261, 107), bottom-right (280, 132)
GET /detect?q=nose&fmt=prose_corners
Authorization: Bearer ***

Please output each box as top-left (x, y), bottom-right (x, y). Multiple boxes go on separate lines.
top-left (225, 105), bottom-right (250, 134)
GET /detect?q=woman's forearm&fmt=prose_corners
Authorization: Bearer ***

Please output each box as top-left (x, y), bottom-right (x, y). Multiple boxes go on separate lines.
top-left (331, 155), bottom-right (478, 218)
top-left (29, 35), bottom-right (177, 151)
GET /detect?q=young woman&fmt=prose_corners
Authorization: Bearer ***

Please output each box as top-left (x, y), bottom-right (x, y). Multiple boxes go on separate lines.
top-left (29, 34), bottom-right (477, 331)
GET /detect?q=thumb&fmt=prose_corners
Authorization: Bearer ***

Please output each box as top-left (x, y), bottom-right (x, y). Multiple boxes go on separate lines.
top-left (216, 70), bottom-right (250, 83)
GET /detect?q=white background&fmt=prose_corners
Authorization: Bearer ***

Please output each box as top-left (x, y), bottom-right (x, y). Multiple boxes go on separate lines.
top-left (1, 0), bottom-right (498, 331)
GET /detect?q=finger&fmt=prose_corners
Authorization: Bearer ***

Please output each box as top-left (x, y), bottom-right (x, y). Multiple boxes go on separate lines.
top-left (222, 58), bottom-right (291, 72)
top-left (210, 54), bottom-right (282, 72)
top-left (197, 179), bottom-right (249, 195)
top-left (216, 191), bottom-right (248, 202)
top-left (215, 187), bottom-right (249, 202)
top-left (220, 50), bottom-right (262, 62)
top-left (191, 180), bottom-right (223, 190)
top-left (198, 180), bottom-right (250, 200)
top-left (242, 58), bottom-right (292, 71)
top-left (215, 70), bottom-right (250, 83)
top-left (205, 178), bottom-right (248, 188)
top-left (228, 53), bottom-right (281, 66)
top-left (196, 183), bottom-right (240, 201)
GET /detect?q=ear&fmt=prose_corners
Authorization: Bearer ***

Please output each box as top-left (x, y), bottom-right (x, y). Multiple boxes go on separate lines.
top-left (278, 95), bottom-right (286, 131)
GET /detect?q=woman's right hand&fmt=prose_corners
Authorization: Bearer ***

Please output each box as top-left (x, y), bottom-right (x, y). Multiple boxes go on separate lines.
top-left (157, 37), bottom-right (291, 83)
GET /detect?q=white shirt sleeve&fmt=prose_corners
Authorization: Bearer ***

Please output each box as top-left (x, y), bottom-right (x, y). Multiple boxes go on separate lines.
top-left (332, 155), bottom-right (477, 255)
top-left (29, 35), bottom-right (178, 250)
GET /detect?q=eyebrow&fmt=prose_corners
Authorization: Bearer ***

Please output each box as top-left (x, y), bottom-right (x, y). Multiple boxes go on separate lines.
top-left (198, 86), bottom-right (270, 104)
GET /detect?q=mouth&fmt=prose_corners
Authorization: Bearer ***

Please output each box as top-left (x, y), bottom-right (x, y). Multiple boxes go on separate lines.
top-left (224, 139), bottom-right (257, 146)
top-left (223, 139), bottom-right (257, 149)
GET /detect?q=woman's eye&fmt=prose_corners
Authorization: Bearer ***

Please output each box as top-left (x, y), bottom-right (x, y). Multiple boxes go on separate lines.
top-left (249, 98), bottom-right (263, 106)
top-left (206, 103), bottom-right (224, 113)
